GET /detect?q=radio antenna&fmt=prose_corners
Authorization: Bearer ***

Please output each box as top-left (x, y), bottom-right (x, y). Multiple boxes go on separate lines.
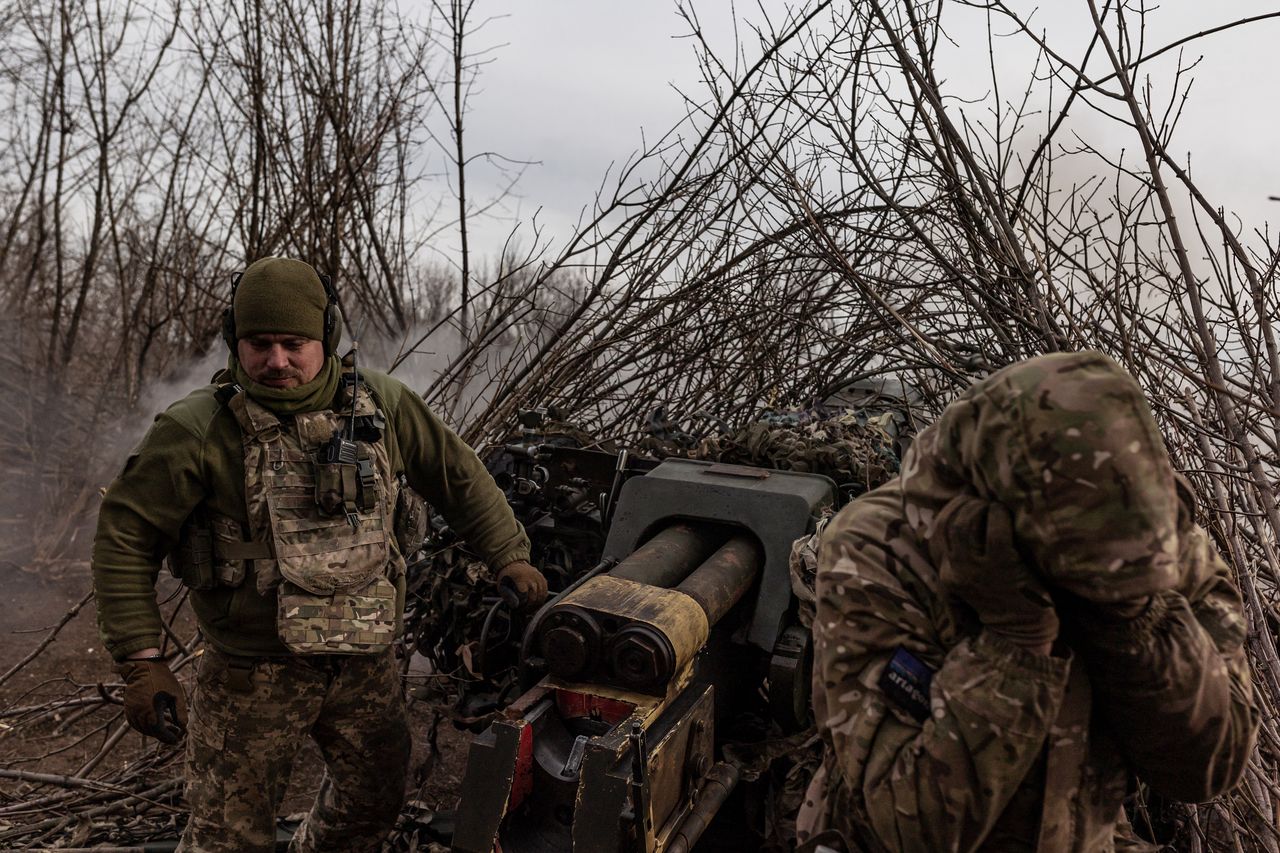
top-left (347, 340), bottom-right (359, 439)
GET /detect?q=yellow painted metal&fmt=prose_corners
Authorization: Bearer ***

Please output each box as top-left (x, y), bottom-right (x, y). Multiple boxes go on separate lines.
top-left (555, 574), bottom-right (709, 677)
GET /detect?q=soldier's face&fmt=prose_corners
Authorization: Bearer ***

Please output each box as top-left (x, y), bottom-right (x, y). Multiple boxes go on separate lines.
top-left (237, 334), bottom-right (326, 388)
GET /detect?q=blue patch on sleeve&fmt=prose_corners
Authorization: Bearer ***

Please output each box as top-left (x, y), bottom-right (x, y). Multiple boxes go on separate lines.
top-left (878, 646), bottom-right (934, 722)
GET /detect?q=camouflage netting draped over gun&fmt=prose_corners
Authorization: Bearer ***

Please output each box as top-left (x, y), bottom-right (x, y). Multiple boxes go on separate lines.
top-left (400, 400), bottom-right (907, 722)
top-left (394, 401), bottom-right (905, 850)
top-left (650, 409), bottom-right (903, 502)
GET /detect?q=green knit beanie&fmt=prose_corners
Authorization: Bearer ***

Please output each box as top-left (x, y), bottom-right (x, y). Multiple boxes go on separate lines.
top-left (233, 257), bottom-right (333, 344)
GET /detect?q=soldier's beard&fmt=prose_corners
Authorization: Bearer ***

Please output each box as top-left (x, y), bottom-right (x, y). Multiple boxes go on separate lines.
top-left (258, 370), bottom-right (302, 387)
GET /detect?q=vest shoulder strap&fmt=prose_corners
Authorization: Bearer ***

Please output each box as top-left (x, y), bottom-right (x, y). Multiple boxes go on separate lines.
top-left (337, 372), bottom-right (382, 417)
top-left (214, 382), bottom-right (243, 405)
top-left (227, 389), bottom-right (284, 437)
top-left (353, 368), bottom-right (403, 416)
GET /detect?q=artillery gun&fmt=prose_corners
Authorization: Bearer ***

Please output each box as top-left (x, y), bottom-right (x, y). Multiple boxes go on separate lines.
top-left (451, 457), bottom-right (836, 853)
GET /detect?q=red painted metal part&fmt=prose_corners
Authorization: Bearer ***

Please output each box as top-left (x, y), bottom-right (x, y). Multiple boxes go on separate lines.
top-left (510, 722), bottom-right (535, 809)
top-left (555, 688), bottom-right (636, 727)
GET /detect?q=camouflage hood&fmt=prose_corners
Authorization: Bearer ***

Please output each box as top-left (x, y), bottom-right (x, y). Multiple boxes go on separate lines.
top-left (899, 350), bottom-right (1180, 603)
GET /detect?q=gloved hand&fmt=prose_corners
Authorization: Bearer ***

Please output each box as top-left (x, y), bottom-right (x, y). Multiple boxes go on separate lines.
top-left (929, 494), bottom-right (1059, 654)
top-left (116, 658), bottom-right (188, 744)
top-left (497, 560), bottom-right (548, 606)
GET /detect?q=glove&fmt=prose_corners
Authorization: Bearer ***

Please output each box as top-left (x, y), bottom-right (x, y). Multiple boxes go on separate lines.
top-left (929, 494), bottom-right (1059, 652)
top-left (497, 560), bottom-right (548, 606)
top-left (116, 658), bottom-right (188, 744)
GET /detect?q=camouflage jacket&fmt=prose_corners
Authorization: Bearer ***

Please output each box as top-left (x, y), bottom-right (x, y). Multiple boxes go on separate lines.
top-left (798, 352), bottom-right (1256, 852)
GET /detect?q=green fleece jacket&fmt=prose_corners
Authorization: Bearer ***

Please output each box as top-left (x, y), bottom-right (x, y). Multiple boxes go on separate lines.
top-left (92, 367), bottom-right (530, 661)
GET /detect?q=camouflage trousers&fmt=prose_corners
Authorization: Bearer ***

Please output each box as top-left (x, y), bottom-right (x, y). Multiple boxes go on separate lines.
top-left (177, 646), bottom-right (411, 853)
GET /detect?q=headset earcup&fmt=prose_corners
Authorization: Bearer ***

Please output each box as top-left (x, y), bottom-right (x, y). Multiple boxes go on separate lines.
top-left (221, 307), bottom-right (237, 352)
top-left (223, 271), bottom-right (244, 353)
top-left (326, 306), bottom-right (343, 357)
top-left (318, 274), bottom-right (343, 356)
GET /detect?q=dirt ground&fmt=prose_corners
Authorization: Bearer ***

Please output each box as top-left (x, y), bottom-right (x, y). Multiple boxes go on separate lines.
top-left (0, 558), bottom-right (470, 841)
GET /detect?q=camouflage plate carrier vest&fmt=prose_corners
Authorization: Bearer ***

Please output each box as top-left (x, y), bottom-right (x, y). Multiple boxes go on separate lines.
top-left (168, 374), bottom-right (429, 655)
top-left (231, 376), bottom-right (406, 654)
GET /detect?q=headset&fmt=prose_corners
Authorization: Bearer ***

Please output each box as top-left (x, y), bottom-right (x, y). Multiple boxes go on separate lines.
top-left (221, 267), bottom-right (343, 356)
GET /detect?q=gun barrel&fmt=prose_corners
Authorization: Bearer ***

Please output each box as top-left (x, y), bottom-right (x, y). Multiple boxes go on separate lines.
top-left (675, 534), bottom-right (761, 627)
top-left (609, 522), bottom-right (727, 587)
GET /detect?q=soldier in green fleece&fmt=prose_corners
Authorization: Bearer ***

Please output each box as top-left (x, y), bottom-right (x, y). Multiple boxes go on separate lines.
top-left (93, 257), bottom-right (547, 853)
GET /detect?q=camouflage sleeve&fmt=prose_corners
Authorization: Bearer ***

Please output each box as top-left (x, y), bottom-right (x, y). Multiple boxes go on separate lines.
top-left (815, 486), bottom-right (1071, 851)
top-left (93, 414), bottom-right (206, 661)
top-left (1069, 522), bottom-right (1257, 802)
top-left (387, 382), bottom-right (530, 569)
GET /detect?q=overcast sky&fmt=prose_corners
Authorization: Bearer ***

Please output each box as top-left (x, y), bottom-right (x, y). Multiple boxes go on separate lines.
top-left (425, 1), bottom-right (1280, 263)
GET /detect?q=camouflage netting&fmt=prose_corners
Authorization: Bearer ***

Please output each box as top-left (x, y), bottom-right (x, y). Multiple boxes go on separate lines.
top-left (699, 410), bottom-right (901, 501)
top-left (402, 405), bottom-right (905, 711)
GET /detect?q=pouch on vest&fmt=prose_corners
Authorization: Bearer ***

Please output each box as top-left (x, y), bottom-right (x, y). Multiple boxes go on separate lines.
top-left (393, 474), bottom-right (428, 556)
top-left (313, 460), bottom-right (351, 516)
top-left (212, 514), bottom-right (259, 586)
top-left (313, 451), bottom-right (379, 520)
top-left (168, 510), bottom-right (253, 589)
top-left (268, 496), bottom-right (391, 594)
top-left (276, 574), bottom-right (396, 654)
top-left (167, 511), bottom-right (215, 591)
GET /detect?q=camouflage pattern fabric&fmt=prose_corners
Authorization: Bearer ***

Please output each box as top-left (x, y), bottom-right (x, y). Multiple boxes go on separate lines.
top-left (93, 364), bottom-right (530, 663)
top-left (277, 575), bottom-right (397, 654)
top-left (788, 511), bottom-right (831, 630)
top-left (711, 412), bottom-right (899, 496)
top-left (637, 408), bottom-right (900, 499)
top-left (723, 729), bottom-right (824, 850)
top-left (228, 384), bottom-right (402, 653)
top-left (209, 513), bottom-right (250, 585)
top-left (897, 351), bottom-right (1181, 604)
top-left (798, 351), bottom-right (1257, 852)
top-left (178, 646), bottom-right (410, 853)
top-left (404, 546), bottom-right (497, 690)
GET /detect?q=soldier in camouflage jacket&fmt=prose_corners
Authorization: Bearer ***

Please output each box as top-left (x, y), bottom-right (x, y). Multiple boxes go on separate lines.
top-left (796, 351), bottom-right (1257, 852)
